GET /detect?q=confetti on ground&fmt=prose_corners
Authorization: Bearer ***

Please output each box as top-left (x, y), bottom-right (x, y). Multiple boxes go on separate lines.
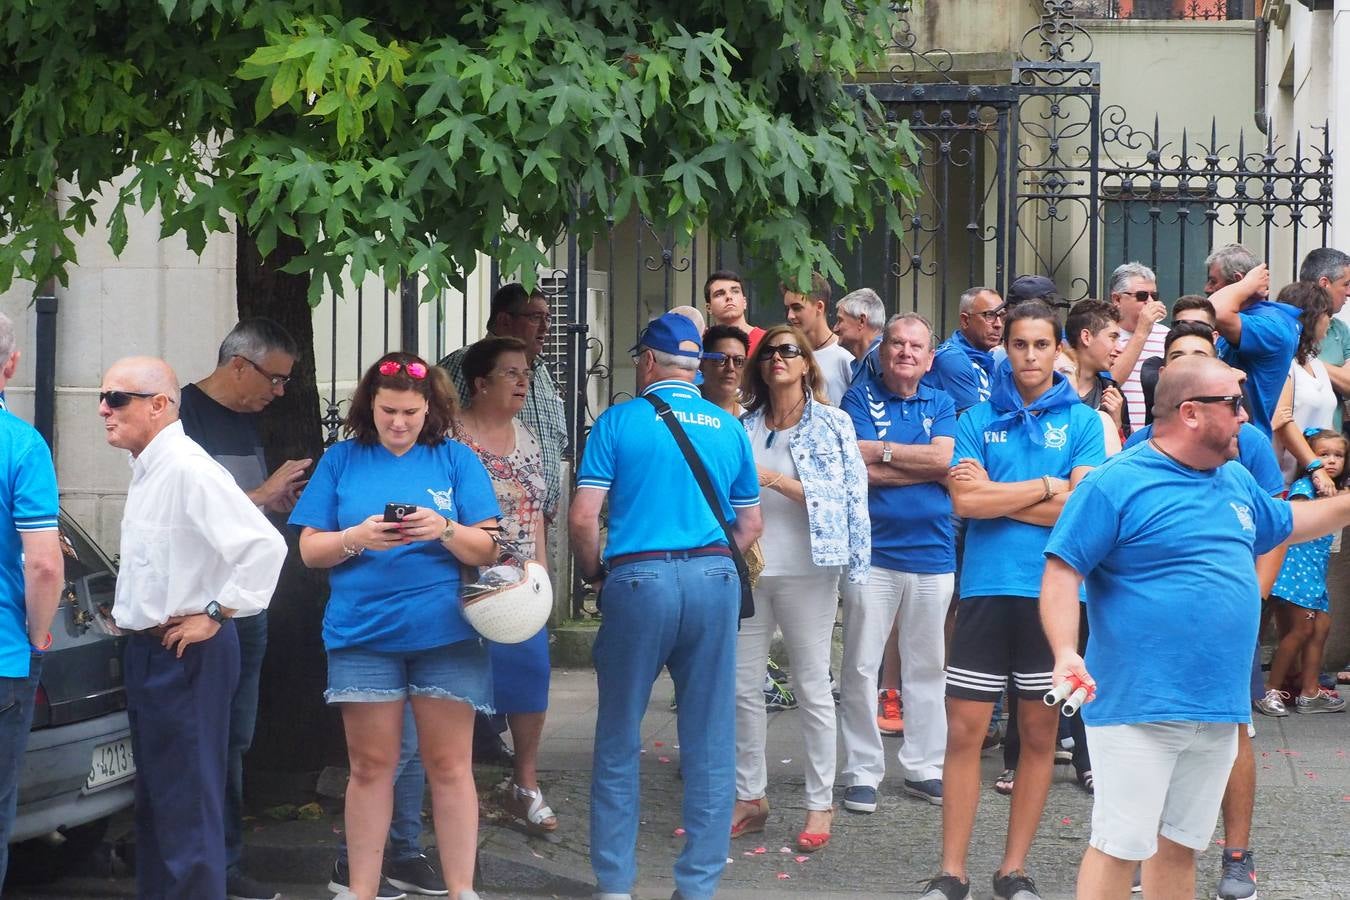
top-left (1061, 817), bottom-right (1072, 825)
top-left (674, 744), bottom-right (681, 749)
top-left (673, 827), bottom-right (686, 836)
top-left (777, 872), bottom-right (791, 880)
top-left (780, 759), bottom-right (792, 764)
top-left (1342, 796), bottom-right (1350, 802)
top-left (640, 749), bottom-right (647, 754)
top-left (530, 849), bottom-right (544, 859)
top-left (658, 756), bottom-right (671, 764)
top-left (653, 741), bottom-right (664, 747)
top-left (795, 855), bottom-right (809, 863)
top-left (1216, 839), bottom-right (1225, 846)
top-left (726, 858), bottom-right (734, 864)
top-left (753, 846), bottom-right (767, 854)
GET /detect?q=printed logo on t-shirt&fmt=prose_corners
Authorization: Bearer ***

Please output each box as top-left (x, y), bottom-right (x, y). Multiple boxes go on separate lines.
top-left (972, 362), bottom-right (991, 401)
top-left (922, 416), bottom-right (933, 437)
top-left (1230, 501), bottom-right (1255, 533)
top-left (427, 487), bottom-right (455, 511)
top-left (984, 430), bottom-right (1008, 443)
top-left (868, 393), bottom-right (891, 436)
top-left (1043, 422), bottom-right (1068, 450)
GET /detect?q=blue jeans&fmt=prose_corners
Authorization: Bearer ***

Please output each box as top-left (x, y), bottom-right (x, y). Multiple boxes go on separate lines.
top-left (337, 702), bottom-right (425, 863)
top-left (590, 554), bottom-right (740, 900)
top-left (225, 611), bottom-right (268, 873)
top-left (0, 653), bottom-right (43, 884)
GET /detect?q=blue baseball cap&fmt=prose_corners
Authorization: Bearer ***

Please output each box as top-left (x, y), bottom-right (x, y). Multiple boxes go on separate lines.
top-left (629, 312), bottom-right (703, 359)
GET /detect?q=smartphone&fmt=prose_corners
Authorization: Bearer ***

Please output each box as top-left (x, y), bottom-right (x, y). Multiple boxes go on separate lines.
top-left (383, 502), bottom-right (418, 523)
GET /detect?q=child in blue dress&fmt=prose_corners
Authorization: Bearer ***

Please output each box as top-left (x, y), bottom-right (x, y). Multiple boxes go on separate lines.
top-left (1258, 428), bottom-right (1348, 715)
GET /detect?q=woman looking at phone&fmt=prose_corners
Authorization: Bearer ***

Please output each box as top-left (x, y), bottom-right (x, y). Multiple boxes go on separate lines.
top-left (290, 352), bottom-right (500, 900)
top-left (453, 336), bottom-right (558, 834)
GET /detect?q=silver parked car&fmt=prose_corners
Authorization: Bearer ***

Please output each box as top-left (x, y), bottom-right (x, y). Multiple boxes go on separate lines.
top-left (6, 512), bottom-right (135, 883)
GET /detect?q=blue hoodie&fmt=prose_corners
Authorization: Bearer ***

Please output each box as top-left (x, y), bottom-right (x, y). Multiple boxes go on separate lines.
top-left (952, 358), bottom-right (1107, 599)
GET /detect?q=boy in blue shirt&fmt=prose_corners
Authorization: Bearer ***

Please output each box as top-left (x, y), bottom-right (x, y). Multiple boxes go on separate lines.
top-left (921, 302), bottom-right (1105, 900)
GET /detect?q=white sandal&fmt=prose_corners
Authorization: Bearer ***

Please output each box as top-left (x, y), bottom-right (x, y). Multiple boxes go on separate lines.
top-left (507, 781), bottom-right (558, 832)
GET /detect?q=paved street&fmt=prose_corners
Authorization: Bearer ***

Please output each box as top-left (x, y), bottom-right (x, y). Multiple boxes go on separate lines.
top-left (9, 669), bottom-right (1350, 899)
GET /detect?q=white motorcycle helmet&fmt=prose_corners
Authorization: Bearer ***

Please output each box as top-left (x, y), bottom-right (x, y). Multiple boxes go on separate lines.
top-left (461, 544), bottom-right (552, 644)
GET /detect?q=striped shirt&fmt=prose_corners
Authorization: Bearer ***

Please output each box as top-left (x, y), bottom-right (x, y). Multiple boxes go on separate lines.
top-left (1117, 322), bottom-right (1169, 433)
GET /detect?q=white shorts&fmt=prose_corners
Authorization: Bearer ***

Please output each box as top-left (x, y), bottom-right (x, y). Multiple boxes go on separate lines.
top-left (1086, 721), bottom-right (1239, 861)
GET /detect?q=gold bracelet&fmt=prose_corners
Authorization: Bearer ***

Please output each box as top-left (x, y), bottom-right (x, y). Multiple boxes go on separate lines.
top-left (764, 473), bottom-right (784, 491)
top-left (1041, 474), bottom-right (1054, 502)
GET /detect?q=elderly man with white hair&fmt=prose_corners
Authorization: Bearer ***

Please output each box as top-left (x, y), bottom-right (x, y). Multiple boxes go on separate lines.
top-left (833, 287), bottom-right (887, 385)
top-left (101, 356), bottom-right (286, 900)
top-left (1106, 261), bottom-right (1169, 432)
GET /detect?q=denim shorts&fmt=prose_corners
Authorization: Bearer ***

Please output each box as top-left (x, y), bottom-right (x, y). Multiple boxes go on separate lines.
top-left (325, 640), bottom-right (493, 712)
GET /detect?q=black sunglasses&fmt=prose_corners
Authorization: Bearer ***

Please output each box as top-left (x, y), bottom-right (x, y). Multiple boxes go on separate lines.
top-left (99, 390), bottom-right (158, 409)
top-left (761, 343), bottom-right (804, 361)
top-left (1120, 290), bottom-right (1160, 302)
top-left (1177, 394), bottom-right (1243, 415)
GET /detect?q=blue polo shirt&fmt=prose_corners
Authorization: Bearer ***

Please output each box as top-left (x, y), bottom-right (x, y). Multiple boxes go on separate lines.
top-left (849, 335), bottom-right (882, 385)
top-left (841, 377), bottom-right (956, 573)
top-left (0, 412), bottom-right (57, 678)
top-left (953, 369), bottom-right (1106, 599)
top-left (1045, 441), bottom-right (1292, 725)
top-left (576, 379), bottom-right (759, 559)
top-left (1216, 300), bottom-right (1301, 437)
top-left (922, 331), bottom-right (995, 413)
top-left (1125, 422), bottom-right (1284, 497)
top-left (289, 438), bottom-right (500, 652)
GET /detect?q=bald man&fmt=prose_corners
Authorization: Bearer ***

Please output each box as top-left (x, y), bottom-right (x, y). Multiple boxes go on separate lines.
top-left (102, 357), bottom-right (287, 900)
top-left (1040, 356), bottom-right (1350, 899)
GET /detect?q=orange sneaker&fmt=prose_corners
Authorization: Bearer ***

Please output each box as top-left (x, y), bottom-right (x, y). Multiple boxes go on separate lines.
top-left (877, 689), bottom-right (903, 736)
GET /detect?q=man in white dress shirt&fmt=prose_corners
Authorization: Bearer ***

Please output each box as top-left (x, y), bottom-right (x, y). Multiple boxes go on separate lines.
top-left (101, 356), bottom-right (286, 900)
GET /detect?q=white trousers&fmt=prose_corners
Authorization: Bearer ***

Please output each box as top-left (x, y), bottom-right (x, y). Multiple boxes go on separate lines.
top-left (734, 571), bottom-right (840, 810)
top-left (840, 567), bottom-right (953, 786)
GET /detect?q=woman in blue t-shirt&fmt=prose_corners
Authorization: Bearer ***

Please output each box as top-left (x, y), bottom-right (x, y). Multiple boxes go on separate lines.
top-left (290, 352), bottom-right (500, 900)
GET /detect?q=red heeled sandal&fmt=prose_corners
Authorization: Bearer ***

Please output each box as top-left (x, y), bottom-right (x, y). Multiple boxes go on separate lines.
top-left (796, 808), bottom-right (834, 852)
top-left (730, 797), bottom-right (769, 838)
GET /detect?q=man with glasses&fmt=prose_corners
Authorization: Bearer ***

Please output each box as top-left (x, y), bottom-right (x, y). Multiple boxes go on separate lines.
top-left (103, 357), bottom-right (286, 900)
top-left (1037, 354), bottom-right (1350, 900)
top-left (783, 273), bottom-right (854, 403)
top-left (1106, 262), bottom-right (1169, 433)
top-left (178, 318), bottom-right (311, 900)
top-left (922, 287), bottom-right (1005, 414)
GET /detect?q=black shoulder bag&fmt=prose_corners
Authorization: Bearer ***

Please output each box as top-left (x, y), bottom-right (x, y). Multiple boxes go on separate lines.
top-left (643, 394), bottom-right (754, 621)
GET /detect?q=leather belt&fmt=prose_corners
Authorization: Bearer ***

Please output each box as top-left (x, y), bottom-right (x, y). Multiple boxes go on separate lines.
top-left (609, 545), bottom-right (732, 567)
top-left (126, 625), bottom-right (170, 638)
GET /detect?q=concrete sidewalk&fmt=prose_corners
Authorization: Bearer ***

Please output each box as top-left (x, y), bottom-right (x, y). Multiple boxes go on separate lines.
top-left (11, 669), bottom-right (1350, 898)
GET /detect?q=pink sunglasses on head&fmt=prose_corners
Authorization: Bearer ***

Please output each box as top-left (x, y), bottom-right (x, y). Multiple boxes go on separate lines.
top-left (378, 360), bottom-right (428, 379)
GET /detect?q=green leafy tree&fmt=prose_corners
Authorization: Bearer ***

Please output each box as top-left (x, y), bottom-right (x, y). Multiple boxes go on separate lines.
top-left (0, 0), bottom-right (918, 301)
top-left (0, 0), bottom-right (919, 772)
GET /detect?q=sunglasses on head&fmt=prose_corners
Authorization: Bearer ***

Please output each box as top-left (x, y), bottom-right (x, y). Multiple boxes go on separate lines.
top-left (378, 360), bottom-right (428, 379)
top-left (99, 390), bottom-right (159, 409)
top-left (761, 343), bottom-right (804, 361)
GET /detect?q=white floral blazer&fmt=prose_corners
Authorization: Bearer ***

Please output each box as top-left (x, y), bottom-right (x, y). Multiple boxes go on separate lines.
top-left (743, 397), bottom-right (871, 583)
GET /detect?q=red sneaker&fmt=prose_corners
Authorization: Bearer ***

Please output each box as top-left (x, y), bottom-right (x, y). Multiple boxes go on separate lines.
top-left (877, 689), bottom-right (903, 736)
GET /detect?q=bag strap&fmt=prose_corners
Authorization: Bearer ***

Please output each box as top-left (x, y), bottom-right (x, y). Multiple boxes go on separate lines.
top-left (643, 393), bottom-right (750, 578)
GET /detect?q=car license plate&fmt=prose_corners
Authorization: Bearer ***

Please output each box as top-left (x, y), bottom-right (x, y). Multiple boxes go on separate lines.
top-left (84, 738), bottom-right (135, 792)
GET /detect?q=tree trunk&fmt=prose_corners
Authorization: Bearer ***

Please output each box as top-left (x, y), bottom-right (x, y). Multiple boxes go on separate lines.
top-left (236, 228), bottom-right (347, 776)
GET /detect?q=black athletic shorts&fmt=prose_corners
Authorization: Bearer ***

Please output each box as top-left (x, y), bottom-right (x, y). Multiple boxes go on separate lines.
top-left (945, 595), bottom-right (1055, 701)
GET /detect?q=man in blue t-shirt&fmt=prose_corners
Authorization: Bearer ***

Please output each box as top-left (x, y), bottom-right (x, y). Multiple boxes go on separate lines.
top-left (839, 313), bottom-right (957, 814)
top-left (571, 313), bottom-right (762, 900)
top-left (921, 286), bottom-right (1004, 413)
top-left (834, 287), bottom-right (886, 386)
top-left (0, 313), bottom-right (62, 885)
top-left (1206, 248), bottom-right (1299, 437)
top-left (1037, 355), bottom-right (1350, 898)
top-left (920, 302), bottom-right (1106, 900)
top-left (1119, 324), bottom-right (1284, 900)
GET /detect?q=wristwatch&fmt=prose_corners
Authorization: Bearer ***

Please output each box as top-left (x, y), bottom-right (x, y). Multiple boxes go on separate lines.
top-left (204, 600), bottom-right (227, 624)
top-left (881, 441), bottom-right (893, 464)
top-left (1306, 459), bottom-right (1325, 475)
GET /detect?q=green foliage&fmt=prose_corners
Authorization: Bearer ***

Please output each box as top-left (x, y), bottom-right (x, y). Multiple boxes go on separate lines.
top-left (0, 0), bottom-right (920, 302)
